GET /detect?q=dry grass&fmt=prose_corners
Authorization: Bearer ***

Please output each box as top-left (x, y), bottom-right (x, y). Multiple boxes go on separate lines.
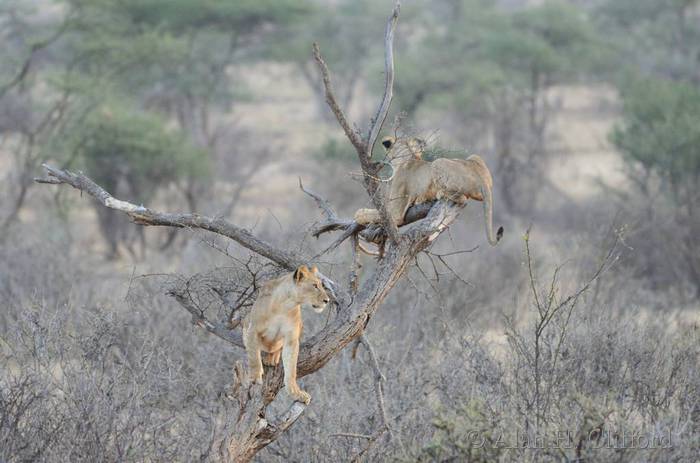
top-left (1, 49), bottom-right (698, 462)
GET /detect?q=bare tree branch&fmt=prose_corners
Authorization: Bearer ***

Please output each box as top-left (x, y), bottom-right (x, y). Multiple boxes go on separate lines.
top-left (254, 401), bottom-right (307, 447)
top-left (357, 240), bottom-right (381, 258)
top-left (168, 288), bottom-right (244, 347)
top-left (360, 1), bottom-right (401, 243)
top-left (360, 335), bottom-right (391, 437)
top-left (313, 222), bottom-right (363, 258)
top-left (298, 178), bottom-right (337, 221)
top-left (366, 3), bottom-right (400, 163)
top-left (331, 432), bottom-right (373, 440)
top-left (349, 234), bottom-right (361, 293)
top-left (213, 364), bottom-right (296, 461)
top-left (309, 200), bottom-right (436, 251)
top-left (340, 375), bottom-right (397, 463)
top-left (311, 43), bottom-right (367, 159)
top-left (312, 2), bottom-right (402, 243)
top-left (35, 163), bottom-right (303, 270)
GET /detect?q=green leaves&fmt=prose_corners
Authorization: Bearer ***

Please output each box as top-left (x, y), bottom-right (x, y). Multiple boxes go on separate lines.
top-left (595, 0), bottom-right (700, 82)
top-left (490, 2), bottom-right (598, 76)
top-left (612, 78), bottom-right (700, 187)
top-left (32, 0), bottom-right (316, 205)
top-left (392, 0), bottom-right (604, 117)
top-left (58, 0), bottom-right (311, 116)
top-left (115, 0), bottom-right (310, 33)
top-left (72, 103), bottom-right (207, 201)
top-left (269, 0), bottom-right (384, 70)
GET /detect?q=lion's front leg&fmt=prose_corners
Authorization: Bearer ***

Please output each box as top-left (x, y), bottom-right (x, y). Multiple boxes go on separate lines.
top-left (282, 337), bottom-right (310, 404)
top-left (244, 330), bottom-right (263, 384)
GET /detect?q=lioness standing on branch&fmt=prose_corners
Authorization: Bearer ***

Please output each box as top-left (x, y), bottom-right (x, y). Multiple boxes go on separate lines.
top-left (354, 136), bottom-right (504, 245)
top-left (242, 265), bottom-right (329, 404)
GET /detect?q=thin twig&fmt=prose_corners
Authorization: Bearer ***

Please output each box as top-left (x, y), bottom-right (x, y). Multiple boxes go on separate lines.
top-left (0, 10), bottom-right (73, 99)
top-left (343, 334), bottom-right (393, 462)
top-left (360, 334), bottom-right (391, 436)
top-left (299, 178), bottom-right (337, 221)
top-left (350, 234), bottom-right (361, 294)
top-left (330, 432), bottom-right (373, 440)
top-left (429, 246), bottom-right (479, 257)
top-left (167, 288), bottom-right (244, 347)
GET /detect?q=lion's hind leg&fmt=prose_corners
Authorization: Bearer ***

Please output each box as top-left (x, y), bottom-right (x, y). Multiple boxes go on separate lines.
top-left (448, 191), bottom-right (469, 205)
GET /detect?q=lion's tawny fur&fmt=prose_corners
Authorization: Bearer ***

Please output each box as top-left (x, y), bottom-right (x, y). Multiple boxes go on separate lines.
top-left (354, 136), bottom-right (503, 246)
top-left (242, 265), bottom-right (329, 404)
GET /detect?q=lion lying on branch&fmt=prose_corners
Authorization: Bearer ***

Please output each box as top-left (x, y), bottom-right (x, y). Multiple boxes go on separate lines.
top-left (354, 136), bottom-right (504, 246)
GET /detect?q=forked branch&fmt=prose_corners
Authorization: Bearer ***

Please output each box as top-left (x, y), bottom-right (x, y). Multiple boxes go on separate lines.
top-left (312, 1), bottom-right (401, 242)
top-left (366, 4), bottom-right (400, 162)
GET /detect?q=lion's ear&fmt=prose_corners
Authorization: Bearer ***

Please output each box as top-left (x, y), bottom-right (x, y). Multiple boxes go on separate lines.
top-left (311, 265), bottom-right (318, 274)
top-left (293, 265), bottom-right (308, 284)
top-left (381, 136), bottom-right (394, 150)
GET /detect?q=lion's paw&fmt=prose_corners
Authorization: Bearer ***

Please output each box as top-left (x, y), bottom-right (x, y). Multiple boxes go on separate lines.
top-left (288, 387), bottom-right (311, 404)
top-left (353, 208), bottom-right (380, 225)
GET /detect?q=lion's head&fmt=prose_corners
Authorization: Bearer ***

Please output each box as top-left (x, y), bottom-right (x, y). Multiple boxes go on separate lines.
top-left (381, 135), bottom-right (426, 161)
top-left (293, 265), bottom-right (329, 313)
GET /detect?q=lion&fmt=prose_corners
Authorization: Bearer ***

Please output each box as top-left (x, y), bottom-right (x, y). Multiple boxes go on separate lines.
top-left (242, 265), bottom-right (329, 404)
top-left (354, 136), bottom-right (504, 245)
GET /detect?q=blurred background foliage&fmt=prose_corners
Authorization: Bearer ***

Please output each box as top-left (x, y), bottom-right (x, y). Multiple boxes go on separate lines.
top-left (0, 0), bottom-right (699, 461)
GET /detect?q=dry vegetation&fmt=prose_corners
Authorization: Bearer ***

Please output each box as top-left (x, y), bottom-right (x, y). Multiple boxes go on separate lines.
top-left (1, 0), bottom-right (699, 461)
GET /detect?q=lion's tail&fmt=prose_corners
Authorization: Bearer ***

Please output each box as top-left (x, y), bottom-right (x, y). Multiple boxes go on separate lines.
top-left (481, 185), bottom-right (503, 246)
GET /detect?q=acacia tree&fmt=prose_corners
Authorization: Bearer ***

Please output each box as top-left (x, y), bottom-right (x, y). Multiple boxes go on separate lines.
top-left (34, 3), bottom-right (476, 460)
top-left (595, 0), bottom-right (700, 295)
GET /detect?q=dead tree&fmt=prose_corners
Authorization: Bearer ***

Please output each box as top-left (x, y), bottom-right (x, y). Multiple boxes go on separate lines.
top-left (35, 2), bottom-right (472, 460)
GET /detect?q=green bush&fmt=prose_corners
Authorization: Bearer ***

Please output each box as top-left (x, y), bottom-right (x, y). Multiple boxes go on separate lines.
top-left (612, 78), bottom-right (700, 196)
top-left (77, 104), bottom-right (207, 202)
